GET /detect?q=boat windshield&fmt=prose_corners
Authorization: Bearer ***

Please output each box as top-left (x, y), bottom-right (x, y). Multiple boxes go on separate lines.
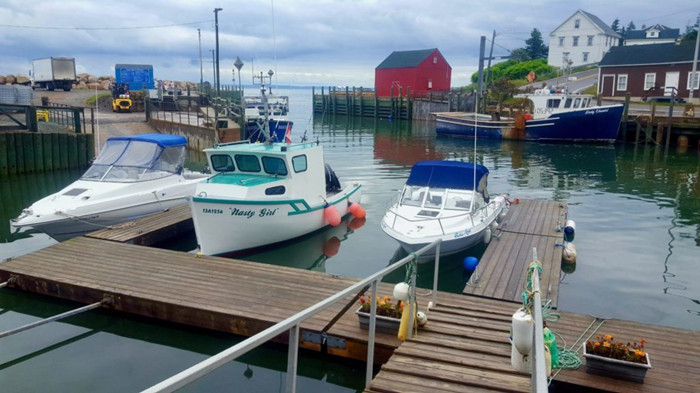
top-left (81, 140), bottom-right (185, 182)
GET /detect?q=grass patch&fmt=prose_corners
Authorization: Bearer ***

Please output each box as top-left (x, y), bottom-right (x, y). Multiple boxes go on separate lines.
top-left (85, 92), bottom-right (112, 106)
top-left (582, 84), bottom-right (597, 95)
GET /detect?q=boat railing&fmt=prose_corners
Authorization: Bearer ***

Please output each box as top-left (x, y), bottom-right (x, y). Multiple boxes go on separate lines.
top-left (387, 201), bottom-right (498, 236)
top-left (142, 239), bottom-right (444, 393)
top-left (529, 247), bottom-right (549, 393)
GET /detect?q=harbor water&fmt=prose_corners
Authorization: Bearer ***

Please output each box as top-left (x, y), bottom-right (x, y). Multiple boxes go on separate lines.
top-left (0, 87), bottom-right (698, 392)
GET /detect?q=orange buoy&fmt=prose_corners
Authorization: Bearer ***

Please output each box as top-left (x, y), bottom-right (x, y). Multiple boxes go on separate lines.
top-left (322, 236), bottom-right (341, 257)
top-left (324, 203), bottom-right (341, 226)
top-left (348, 202), bottom-right (366, 219)
top-left (348, 217), bottom-right (366, 231)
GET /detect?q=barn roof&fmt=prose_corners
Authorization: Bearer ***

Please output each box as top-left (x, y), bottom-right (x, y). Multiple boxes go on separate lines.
top-left (376, 48), bottom-right (438, 69)
top-left (626, 25), bottom-right (680, 40)
top-left (599, 41), bottom-right (696, 66)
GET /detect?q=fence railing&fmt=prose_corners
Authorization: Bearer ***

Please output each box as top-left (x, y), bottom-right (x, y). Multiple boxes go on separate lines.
top-left (529, 247), bottom-right (548, 393)
top-left (142, 239), bottom-right (443, 393)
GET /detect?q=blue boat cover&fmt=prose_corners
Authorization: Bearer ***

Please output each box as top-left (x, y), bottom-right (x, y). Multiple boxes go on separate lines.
top-left (406, 161), bottom-right (489, 190)
top-left (108, 133), bottom-right (187, 147)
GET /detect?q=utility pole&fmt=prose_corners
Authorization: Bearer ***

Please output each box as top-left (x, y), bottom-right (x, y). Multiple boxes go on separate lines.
top-left (484, 30), bottom-right (496, 90)
top-left (214, 8), bottom-right (223, 96)
top-left (689, 13), bottom-right (699, 104)
top-left (210, 50), bottom-right (216, 89)
top-left (198, 29), bottom-right (203, 104)
top-left (477, 36), bottom-right (486, 114)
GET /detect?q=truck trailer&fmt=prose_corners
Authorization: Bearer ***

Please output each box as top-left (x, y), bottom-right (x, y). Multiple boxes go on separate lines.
top-left (32, 57), bottom-right (77, 91)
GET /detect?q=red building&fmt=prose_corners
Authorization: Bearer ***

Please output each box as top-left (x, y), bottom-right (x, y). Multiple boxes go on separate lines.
top-left (375, 48), bottom-right (451, 97)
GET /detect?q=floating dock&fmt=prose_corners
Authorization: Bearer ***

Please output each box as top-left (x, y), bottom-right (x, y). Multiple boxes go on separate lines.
top-left (1, 199), bottom-right (698, 392)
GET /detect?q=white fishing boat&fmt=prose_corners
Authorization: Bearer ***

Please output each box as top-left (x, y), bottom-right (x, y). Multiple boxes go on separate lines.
top-left (381, 160), bottom-right (506, 257)
top-left (11, 134), bottom-right (208, 241)
top-left (189, 140), bottom-right (363, 256)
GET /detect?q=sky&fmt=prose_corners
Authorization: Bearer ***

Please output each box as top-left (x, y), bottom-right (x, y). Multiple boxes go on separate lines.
top-left (1, 0), bottom-right (699, 87)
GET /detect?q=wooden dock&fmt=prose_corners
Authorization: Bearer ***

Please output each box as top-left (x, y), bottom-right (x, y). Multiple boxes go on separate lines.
top-left (86, 204), bottom-right (193, 246)
top-left (464, 199), bottom-right (567, 307)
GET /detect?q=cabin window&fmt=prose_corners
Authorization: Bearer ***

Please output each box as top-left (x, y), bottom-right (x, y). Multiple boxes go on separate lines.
top-left (617, 75), bottom-right (628, 91)
top-left (644, 73), bottom-right (656, 90)
top-left (210, 154), bottom-right (235, 172)
top-left (235, 155), bottom-right (261, 172)
top-left (687, 71), bottom-right (699, 90)
top-left (262, 156), bottom-right (288, 176)
top-left (564, 98), bottom-right (572, 108)
top-left (401, 185), bottom-right (426, 207)
top-left (587, 35), bottom-right (594, 46)
top-left (574, 19), bottom-right (580, 28)
top-left (546, 99), bottom-right (561, 109)
top-left (583, 98), bottom-right (590, 107)
top-left (265, 186), bottom-right (286, 195)
top-left (572, 36), bottom-right (579, 46)
top-left (292, 155), bottom-right (307, 173)
top-left (558, 37), bottom-right (564, 47)
top-left (445, 191), bottom-right (472, 211)
top-left (573, 98), bottom-right (581, 108)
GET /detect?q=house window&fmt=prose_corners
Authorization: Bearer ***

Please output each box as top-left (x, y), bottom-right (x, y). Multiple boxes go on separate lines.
top-left (644, 73), bottom-right (656, 90)
top-left (574, 19), bottom-right (580, 28)
top-left (559, 37), bottom-right (565, 47)
top-left (582, 52), bottom-right (589, 62)
top-left (433, 56), bottom-right (438, 64)
top-left (572, 36), bottom-right (579, 46)
top-left (688, 71), bottom-right (700, 90)
top-left (617, 74), bottom-right (628, 91)
top-left (587, 36), bottom-right (594, 46)
top-left (428, 79), bottom-right (433, 89)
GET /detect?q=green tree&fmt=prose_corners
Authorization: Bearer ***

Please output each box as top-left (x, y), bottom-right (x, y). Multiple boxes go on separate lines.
top-left (611, 18), bottom-right (620, 33)
top-left (525, 28), bottom-right (548, 59)
top-left (510, 48), bottom-right (531, 62)
top-left (681, 24), bottom-right (698, 43)
top-left (626, 21), bottom-right (636, 31)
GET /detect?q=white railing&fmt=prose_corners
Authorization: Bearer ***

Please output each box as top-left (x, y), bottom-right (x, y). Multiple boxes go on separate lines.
top-left (530, 248), bottom-right (548, 393)
top-left (142, 239), bottom-right (443, 393)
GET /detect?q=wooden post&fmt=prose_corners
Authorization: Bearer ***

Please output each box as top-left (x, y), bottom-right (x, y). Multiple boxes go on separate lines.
top-left (312, 86), bottom-right (315, 114)
top-left (51, 133), bottom-right (60, 170)
top-left (33, 132), bottom-right (43, 172)
top-left (73, 108), bottom-right (82, 133)
top-left (407, 86), bottom-right (412, 120)
top-left (42, 133), bottom-right (53, 171)
top-left (359, 87), bottom-right (363, 117)
top-left (78, 133), bottom-right (87, 168)
top-left (621, 93), bottom-right (630, 142)
top-left (634, 120), bottom-right (641, 144)
top-left (345, 86), bottom-right (349, 116)
top-left (68, 134), bottom-right (78, 168)
top-left (656, 122), bottom-right (664, 145)
top-left (91, 107), bottom-right (95, 134)
top-left (650, 102), bottom-right (656, 123)
top-left (399, 87), bottom-right (404, 120)
top-left (14, 131), bottom-right (25, 174)
top-left (86, 133), bottom-right (95, 161)
top-left (374, 90), bottom-right (378, 119)
top-left (0, 133), bottom-right (8, 176)
top-left (665, 122), bottom-right (672, 148)
top-left (58, 133), bottom-right (69, 169)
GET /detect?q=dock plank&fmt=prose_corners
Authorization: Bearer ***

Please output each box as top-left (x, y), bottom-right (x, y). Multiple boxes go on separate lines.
top-left (85, 204), bottom-right (193, 245)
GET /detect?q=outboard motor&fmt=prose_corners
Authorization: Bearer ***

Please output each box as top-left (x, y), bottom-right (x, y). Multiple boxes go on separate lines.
top-left (325, 163), bottom-right (341, 192)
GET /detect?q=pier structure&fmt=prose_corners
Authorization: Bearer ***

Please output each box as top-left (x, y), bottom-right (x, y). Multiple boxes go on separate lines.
top-left (0, 200), bottom-right (698, 392)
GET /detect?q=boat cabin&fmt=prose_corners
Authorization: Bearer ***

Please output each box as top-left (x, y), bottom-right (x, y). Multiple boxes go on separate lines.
top-left (516, 89), bottom-right (593, 119)
top-left (81, 134), bottom-right (187, 183)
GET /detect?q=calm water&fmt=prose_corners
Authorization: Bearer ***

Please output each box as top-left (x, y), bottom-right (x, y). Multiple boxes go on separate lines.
top-left (1, 87), bottom-right (698, 392)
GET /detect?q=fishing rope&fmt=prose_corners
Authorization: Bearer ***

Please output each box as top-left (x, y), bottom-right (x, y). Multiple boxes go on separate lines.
top-left (548, 317), bottom-right (607, 385)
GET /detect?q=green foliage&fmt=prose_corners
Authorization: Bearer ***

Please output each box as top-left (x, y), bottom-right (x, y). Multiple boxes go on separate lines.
top-left (525, 28), bottom-right (548, 59)
top-left (472, 59), bottom-right (555, 84)
top-left (626, 21), bottom-right (636, 31)
top-left (85, 92), bottom-right (112, 106)
top-left (681, 25), bottom-right (698, 43)
top-left (611, 18), bottom-right (620, 33)
top-left (583, 84), bottom-right (597, 95)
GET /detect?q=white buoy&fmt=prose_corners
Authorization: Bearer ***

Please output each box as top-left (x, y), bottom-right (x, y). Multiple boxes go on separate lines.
top-left (564, 219), bottom-right (576, 241)
top-left (562, 243), bottom-right (577, 264)
top-left (510, 339), bottom-right (531, 373)
top-left (484, 227), bottom-right (492, 244)
top-left (512, 308), bottom-right (534, 355)
top-left (498, 211), bottom-right (507, 222)
top-left (416, 311), bottom-right (428, 327)
top-left (393, 282), bottom-right (410, 301)
top-left (490, 220), bottom-right (499, 231)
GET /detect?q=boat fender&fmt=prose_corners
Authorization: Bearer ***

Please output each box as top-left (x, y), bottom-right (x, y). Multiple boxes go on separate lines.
top-left (322, 236), bottom-right (341, 258)
top-left (564, 219), bottom-right (576, 242)
top-left (393, 282), bottom-right (410, 301)
top-left (498, 211), bottom-right (507, 223)
top-left (543, 327), bottom-right (559, 368)
top-left (510, 339), bottom-right (531, 373)
top-left (416, 311), bottom-right (428, 327)
top-left (562, 243), bottom-right (577, 264)
top-left (490, 221), bottom-right (499, 231)
top-left (512, 308), bottom-right (534, 355)
top-left (324, 203), bottom-right (341, 227)
top-left (484, 227), bottom-right (492, 244)
top-left (397, 300), bottom-right (411, 341)
top-left (348, 202), bottom-right (366, 219)
top-left (545, 345), bottom-right (552, 376)
top-left (463, 256), bottom-right (479, 272)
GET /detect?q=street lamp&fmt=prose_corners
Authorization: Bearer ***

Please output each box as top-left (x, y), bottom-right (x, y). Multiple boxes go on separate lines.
top-left (267, 69), bottom-right (274, 94)
top-left (214, 7), bottom-right (223, 96)
top-left (234, 56), bottom-right (244, 92)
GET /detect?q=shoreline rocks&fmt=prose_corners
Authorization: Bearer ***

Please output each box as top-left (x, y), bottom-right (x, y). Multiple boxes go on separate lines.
top-left (0, 72), bottom-right (198, 91)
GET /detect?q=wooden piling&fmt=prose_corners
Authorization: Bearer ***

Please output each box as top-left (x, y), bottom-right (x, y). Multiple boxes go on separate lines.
top-left (14, 132), bottom-right (25, 174)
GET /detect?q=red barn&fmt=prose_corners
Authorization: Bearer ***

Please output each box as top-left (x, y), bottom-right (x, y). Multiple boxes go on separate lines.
top-left (375, 48), bottom-right (451, 97)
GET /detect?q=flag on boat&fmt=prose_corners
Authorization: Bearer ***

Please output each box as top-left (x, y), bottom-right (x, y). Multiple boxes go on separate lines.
top-left (284, 122), bottom-right (292, 143)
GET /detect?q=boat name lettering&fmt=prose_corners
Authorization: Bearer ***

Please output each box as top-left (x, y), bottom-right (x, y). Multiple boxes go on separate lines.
top-left (585, 108), bottom-right (609, 115)
top-left (231, 208), bottom-right (255, 219)
top-left (259, 208), bottom-right (278, 217)
top-left (454, 229), bottom-right (471, 238)
top-left (535, 108), bottom-right (554, 115)
top-left (202, 208), bottom-right (223, 214)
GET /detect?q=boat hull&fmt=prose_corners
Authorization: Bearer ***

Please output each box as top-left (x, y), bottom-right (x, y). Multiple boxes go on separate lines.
top-left (435, 105), bottom-right (624, 142)
top-left (245, 119), bottom-right (293, 143)
top-left (190, 185), bottom-right (362, 256)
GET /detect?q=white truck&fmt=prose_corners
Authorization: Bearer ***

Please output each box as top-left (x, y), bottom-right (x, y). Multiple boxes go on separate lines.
top-left (32, 57), bottom-right (77, 91)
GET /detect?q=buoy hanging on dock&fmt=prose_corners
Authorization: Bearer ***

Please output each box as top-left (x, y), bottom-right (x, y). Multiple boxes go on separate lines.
top-left (543, 327), bottom-right (559, 369)
top-left (397, 301), bottom-right (412, 341)
top-left (393, 282), bottom-right (410, 301)
top-left (562, 243), bottom-right (577, 264)
top-left (484, 227), bottom-right (492, 244)
top-left (324, 203), bottom-right (341, 227)
top-left (416, 311), bottom-right (428, 327)
top-left (463, 256), bottom-right (479, 272)
top-left (512, 308), bottom-right (534, 355)
top-left (348, 202), bottom-right (366, 219)
top-left (564, 219), bottom-right (576, 242)
top-left (510, 338), bottom-right (531, 373)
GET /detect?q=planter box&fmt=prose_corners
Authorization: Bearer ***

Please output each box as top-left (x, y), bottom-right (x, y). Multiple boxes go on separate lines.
top-left (356, 307), bottom-right (401, 334)
top-left (583, 346), bottom-right (651, 383)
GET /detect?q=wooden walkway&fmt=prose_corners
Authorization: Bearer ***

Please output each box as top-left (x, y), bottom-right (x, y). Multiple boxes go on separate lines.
top-left (464, 199), bottom-right (567, 307)
top-left (86, 204), bottom-right (193, 246)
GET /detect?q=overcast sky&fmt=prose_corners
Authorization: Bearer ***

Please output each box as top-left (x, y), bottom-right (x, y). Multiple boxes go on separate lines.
top-left (1, 0), bottom-right (699, 87)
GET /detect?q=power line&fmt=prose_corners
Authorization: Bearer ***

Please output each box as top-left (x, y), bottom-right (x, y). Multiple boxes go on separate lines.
top-left (0, 20), bottom-right (210, 30)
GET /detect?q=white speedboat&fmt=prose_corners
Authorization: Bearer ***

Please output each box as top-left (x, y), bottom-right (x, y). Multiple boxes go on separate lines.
top-left (11, 134), bottom-right (208, 241)
top-left (381, 161), bottom-right (506, 257)
top-left (190, 140), bottom-right (362, 256)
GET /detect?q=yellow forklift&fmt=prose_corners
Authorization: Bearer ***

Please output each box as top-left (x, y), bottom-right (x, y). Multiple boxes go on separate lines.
top-left (111, 83), bottom-right (132, 112)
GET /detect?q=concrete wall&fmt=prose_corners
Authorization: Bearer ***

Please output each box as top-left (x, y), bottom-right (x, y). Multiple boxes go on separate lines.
top-left (148, 118), bottom-right (241, 151)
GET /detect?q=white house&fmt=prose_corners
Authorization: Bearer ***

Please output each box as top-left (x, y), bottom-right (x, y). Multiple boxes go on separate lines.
top-left (548, 10), bottom-right (621, 69)
top-left (624, 24), bottom-right (680, 46)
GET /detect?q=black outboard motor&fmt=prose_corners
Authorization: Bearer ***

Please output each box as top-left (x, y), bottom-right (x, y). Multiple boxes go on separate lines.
top-left (325, 163), bottom-right (341, 192)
